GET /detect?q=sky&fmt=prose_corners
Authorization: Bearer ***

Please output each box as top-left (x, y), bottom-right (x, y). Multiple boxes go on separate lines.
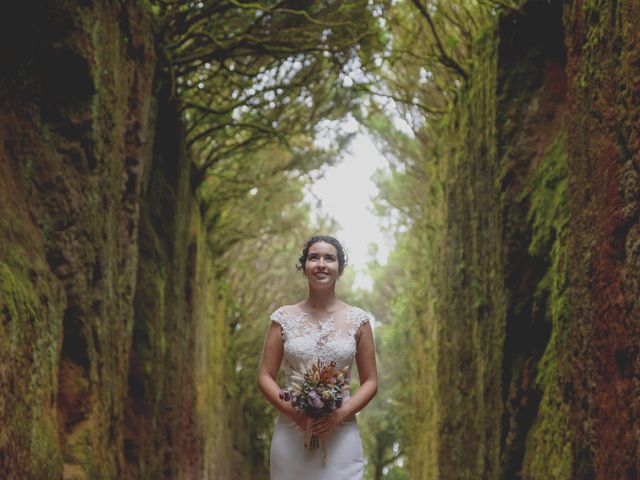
top-left (305, 128), bottom-right (393, 290)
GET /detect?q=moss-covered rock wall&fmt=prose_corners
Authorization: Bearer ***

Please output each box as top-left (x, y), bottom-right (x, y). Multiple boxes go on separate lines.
top-left (497, 3), bottom-right (571, 478)
top-left (0, 1), bottom-right (232, 478)
top-left (1, 2), bottom-right (154, 476)
top-left (412, 0), bottom-right (639, 478)
top-left (564, 0), bottom-right (640, 477)
top-left (435, 16), bottom-right (504, 479)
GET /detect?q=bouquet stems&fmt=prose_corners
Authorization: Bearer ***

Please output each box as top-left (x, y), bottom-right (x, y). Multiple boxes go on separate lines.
top-left (304, 419), bottom-right (320, 450)
top-left (322, 437), bottom-right (327, 464)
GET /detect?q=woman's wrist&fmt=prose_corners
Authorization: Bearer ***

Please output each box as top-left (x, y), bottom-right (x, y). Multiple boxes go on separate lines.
top-left (283, 403), bottom-right (299, 420)
top-left (335, 405), bottom-right (351, 423)
top-left (338, 397), bottom-right (356, 418)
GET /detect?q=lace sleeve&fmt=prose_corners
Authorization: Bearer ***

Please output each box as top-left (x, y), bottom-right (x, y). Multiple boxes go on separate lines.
top-left (269, 307), bottom-right (288, 341)
top-left (347, 307), bottom-right (372, 336)
top-left (356, 308), bottom-right (371, 329)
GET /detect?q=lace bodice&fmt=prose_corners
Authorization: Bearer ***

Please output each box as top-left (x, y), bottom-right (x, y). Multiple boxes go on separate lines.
top-left (270, 306), bottom-right (371, 389)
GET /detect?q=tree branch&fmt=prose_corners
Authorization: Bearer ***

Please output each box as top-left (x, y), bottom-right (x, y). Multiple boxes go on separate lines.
top-left (354, 83), bottom-right (445, 116)
top-left (409, 0), bottom-right (469, 81)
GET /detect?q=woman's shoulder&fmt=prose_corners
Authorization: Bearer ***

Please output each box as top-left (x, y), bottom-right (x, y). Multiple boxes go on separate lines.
top-left (345, 304), bottom-right (368, 314)
top-left (346, 305), bottom-right (373, 326)
top-left (269, 304), bottom-right (300, 323)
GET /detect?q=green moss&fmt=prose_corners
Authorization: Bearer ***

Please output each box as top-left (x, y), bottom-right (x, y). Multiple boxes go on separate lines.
top-left (62, 423), bottom-right (91, 464)
top-left (397, 11), bottom-right (505, 477)
top-left (521, 129), bottom-right (569, 320)
top-left (523, 131), bottom-right (568, 258)
top-left (522, 216), bottom-right (572, 479)
top-left (29, 416), bottom-right (63, 479)
top-left (0, 260), bottom-right (38, 323)
top-left (571, 0), bottom-right (614, 94)
top-left (1, 239), bottom-right (63, 477)
top-left (516, 128), bottom-right (573, 479)
top-left (191, 212), bottom-right (235, 479)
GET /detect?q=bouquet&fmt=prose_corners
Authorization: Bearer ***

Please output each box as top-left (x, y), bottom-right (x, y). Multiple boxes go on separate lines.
top-left (279, 359), bottom-right (350, 452)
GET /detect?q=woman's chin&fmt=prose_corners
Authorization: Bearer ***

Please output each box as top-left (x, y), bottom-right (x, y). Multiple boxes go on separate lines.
top-left (308, 279), bottom-right (336, 288)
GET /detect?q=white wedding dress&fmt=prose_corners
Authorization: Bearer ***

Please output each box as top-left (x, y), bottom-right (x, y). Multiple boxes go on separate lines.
top-left (269, 305), bottom-right (371, 480)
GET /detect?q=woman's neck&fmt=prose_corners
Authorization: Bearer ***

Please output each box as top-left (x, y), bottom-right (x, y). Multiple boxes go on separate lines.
top-left (304, 288), bottom-right (339, 312)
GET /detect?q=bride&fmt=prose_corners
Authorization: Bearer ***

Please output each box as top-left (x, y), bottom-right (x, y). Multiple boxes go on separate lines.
top-left (258, 235), bottom-right (378, 479)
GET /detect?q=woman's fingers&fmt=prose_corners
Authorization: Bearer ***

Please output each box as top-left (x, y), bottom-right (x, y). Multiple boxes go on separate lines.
top-left (311, 420), bottom-right (323, 433)
top-left (312, 418), bottom-right (334, 435)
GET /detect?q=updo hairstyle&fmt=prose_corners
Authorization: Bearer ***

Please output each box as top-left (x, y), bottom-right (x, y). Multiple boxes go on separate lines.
top-left (297, 235), bottom-right (348, 276)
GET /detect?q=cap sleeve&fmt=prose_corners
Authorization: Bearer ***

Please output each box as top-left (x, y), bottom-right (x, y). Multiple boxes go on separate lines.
top-left (269, 307), bottom-right (289, 341)
top-left (356, 308), bottom-right (372, 329)
top-left (348, 307), bottom-right (372, 336)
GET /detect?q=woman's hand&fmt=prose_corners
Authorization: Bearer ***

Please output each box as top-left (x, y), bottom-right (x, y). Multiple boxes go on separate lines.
top-left (311, 409), bottom-right (347, 437)
top-left (289, 408), bottom-right (309, 431)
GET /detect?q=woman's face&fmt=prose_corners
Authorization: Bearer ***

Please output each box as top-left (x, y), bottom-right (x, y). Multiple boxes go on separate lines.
top-left (304, 241), bottom-right (340, 286)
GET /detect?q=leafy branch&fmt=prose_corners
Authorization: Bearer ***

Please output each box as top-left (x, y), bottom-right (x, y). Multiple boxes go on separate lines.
top-left (409, 0), bottom-right (469, 81)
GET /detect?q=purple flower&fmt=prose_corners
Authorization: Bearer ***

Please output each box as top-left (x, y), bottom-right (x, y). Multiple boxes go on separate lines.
top-left (278, 390), bottom-right (292, 401)
top-left (308, 389), bottom-right (325, 409)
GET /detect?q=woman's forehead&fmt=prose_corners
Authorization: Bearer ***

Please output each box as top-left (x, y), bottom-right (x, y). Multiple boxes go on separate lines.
top-left (308, 241), bottom-right (338, 255)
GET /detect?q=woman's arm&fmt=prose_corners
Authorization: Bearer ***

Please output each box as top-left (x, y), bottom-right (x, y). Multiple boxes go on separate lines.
top-left (312, 322), bottom-right (378, 436)
top-left (258, 321), bottom-right (307, 430)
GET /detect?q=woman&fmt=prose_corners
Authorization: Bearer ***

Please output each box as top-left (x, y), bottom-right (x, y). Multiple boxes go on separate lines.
top-left (258, 235), bottom-right (378, 479)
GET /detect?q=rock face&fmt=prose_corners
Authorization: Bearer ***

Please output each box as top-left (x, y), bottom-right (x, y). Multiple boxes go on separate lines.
top-left (1, 1), bottom-right (152, 477)
top-left (564, 1), bottom-right (640, 477)
top-left (420, 0), bottom-right (640, 478)
top-left (0, 1), bottom-right (231, 478)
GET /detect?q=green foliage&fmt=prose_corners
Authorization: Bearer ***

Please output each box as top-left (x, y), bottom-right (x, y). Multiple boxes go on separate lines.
top-left (522, 131), bottom-right (568, 258)
top-left (522, 232), bottom-right (572, 479)
top-left (151, 0), bottom-right (387, 184)
top-left (520, 129), bottom-right (572, 479)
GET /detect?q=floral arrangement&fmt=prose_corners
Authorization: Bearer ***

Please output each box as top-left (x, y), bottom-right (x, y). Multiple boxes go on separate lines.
top-left (279, 359), bottom-right (350, 450)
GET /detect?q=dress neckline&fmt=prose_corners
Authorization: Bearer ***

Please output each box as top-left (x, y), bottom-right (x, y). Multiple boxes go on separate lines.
top-left (291, 305), bottom-right (356, 319)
